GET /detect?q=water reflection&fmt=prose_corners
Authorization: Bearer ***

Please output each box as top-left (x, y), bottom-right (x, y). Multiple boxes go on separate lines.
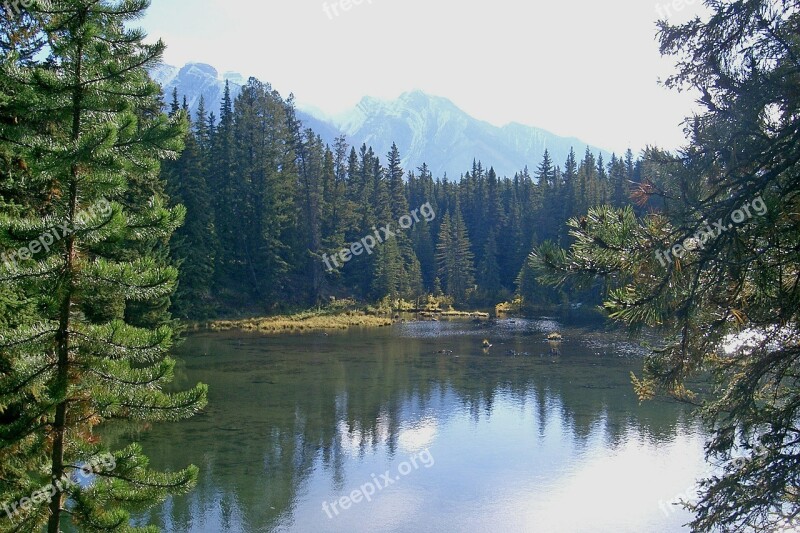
top-left (100, 319), bottom-right (707, 532)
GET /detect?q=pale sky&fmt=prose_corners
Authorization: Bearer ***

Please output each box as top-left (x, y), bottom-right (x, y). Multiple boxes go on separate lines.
top-left (138, 0), bottom-right (708, 155)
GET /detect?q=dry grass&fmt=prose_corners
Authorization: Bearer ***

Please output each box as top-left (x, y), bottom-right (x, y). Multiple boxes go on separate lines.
top-left (208, 310), bottom-right (393, 334)
top-left (440, 310), bottom-right (490, 318)
top-left (418, 310), bottom-right (490, 318)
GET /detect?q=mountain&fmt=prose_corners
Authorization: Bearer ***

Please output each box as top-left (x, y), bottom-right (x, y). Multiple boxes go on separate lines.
top-left (149, 62), bottom-right (341, 143)
top-left (150, 62), bottom-right (234, 119)
top-left (305, 91), bottom-right (611, 178)
top-left (151, 62), bottom-right (611, 178)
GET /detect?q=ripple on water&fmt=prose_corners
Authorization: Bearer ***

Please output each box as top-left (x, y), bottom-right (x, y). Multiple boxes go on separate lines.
top-left (394, 320), bottom-right (485, 339)
top-left (396, 317), bottom-right (568, 339)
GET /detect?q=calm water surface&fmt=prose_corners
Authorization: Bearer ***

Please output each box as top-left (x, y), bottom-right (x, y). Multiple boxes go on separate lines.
top-left (107, 318), bottom-right (709, 532)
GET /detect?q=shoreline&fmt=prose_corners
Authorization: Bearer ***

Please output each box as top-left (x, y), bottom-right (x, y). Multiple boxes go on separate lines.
top-left (187, 299), bottom-right (606, 335)
top-left (203, 311), bottom-right (393, 334)
top-left (192, 306), bottom-right (494, 335)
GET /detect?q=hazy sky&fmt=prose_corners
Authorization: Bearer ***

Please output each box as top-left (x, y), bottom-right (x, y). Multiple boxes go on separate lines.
top-left (138, 0), bottom-right (708, 155)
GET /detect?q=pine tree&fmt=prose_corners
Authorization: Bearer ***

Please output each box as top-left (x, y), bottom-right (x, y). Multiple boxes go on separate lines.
top-left (166, 112), bottom-right (217, 319)
top-left (228, 80), bottom-right (297, 308)
top-left (384, 143), bottom-right (422, 298)
top-left (534, 2), bottom-right (800, 530)
top-left (560, 148), bottom-right (578, 244)
top-left (596, 153), bottom-right (608, 205)
top-left (371, 235), bottom-right (402, 300)
top-left (575, 147), bottom-right (597, 214)
top-left (499, 195), bottom-right (525, 292)
top-left (450, 201), bottom-right (476, 302)
top-left (436, 202), bottom-right (475, 303)
top-left (411, 217), bottom-right (436, 293)
top-left (608, 153), bottom-right (628, 208)
top-left (292, 125), bottom-right (325, 304)
top-left (194, 95), bottom-right (211, 154)
top-left (386, 143), bottom-right (407, 220)
top-left (321, 136), bottom-right (351, 280)
top-left (0, 2), bottom-right (208, 531)
top-left (534, 151), bottom-right (557, 243)
top-left (435, 212), bottom-right (454, 295)
top-left (210, 79), bottom-right (238, 298)
top-left (341, 145), bottom-right (376, 296)
top-left (409, 164), bottom-right (436, 293)
top-left (536, 149), bottom-right (554, 188)
top-left (478, 228), bottom-right (501, 295)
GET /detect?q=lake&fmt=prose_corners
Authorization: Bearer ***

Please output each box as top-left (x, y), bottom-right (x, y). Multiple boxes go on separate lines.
top-left (107, 318), bottom-right (709, 532)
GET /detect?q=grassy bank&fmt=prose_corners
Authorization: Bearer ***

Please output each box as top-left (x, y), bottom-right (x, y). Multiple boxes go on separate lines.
top-left (418, 310), bottom-right (490, 318)
top-left (199, 296), bottom-right (497, 335)
top-left (367, 295), bottom-right (490, 318)
top-left (208, 308), bottom-right (393, 334)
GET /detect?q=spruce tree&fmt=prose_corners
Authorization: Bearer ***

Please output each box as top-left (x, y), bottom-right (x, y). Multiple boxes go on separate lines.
top-left (209, 80), bottom-right (237, 298)
top-left (435, 212), bottom-right (454, 296)
top-left (292, 125), bottom-right (325, 304)
top-left (535, 151), bottom-right (560, 243)
top-left (560, 148), bottom-right (578, 244)
top-left (436, 201), bottom-right (475, 303)
top-left (411, 217), bottom-right (436, 293)
top-left (450, 201), bottom-right (476, 303)
top-left (536, 149), bottom-right (554, 188)
top-left (478, 228), bottom-right (502, 296)
top-left (384, 143), bottom-right (422, 298)
top-left (166, 111), bottom-right (217, 319)
top-left (0, 2), bottom-right (208, 531)
top-left (608, 153), bottom-right (628, 208)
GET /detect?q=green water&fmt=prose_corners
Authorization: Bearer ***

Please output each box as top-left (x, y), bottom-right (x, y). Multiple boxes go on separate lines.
top-left (108, 318), bottom-right (708, 532)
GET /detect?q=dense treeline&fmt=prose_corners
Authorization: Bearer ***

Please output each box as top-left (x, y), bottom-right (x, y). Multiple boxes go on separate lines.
top-left (164, 83), bottom-right (647, 318)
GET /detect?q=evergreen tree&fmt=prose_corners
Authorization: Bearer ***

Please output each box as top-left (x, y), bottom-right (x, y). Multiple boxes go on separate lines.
top-left (0, 2), bottom-right (207, 531)
top-left (535, 151), bottom-right (558, 243)
top-left (536, 149), bottom-right (554, 187)
top-left (409, 164), bottom-right (436, 293)
top-left (383, 144), bottom-right (422, 298)
top-left (560, 148), bottom-right (578, 244)
top-left (227, 80), bottom-right (297, 308)
top-left (210, 79), bottom-right (238, 299)
top-left (371, 234), bottom-right (402, 300)
top-left (436, 201), bottom-right (475, 303)
top-left (166, 112), bottom-right (217, 319)
top-left (596, 153), bottom-right (608, 205)
top-left (291, 124), bottom-right (325, 303)
top-left (534, 2), bottom-right (800, 530)
top-left (449, 201), bottom-right (476, 302)
top-left (194, 95), bottom-right (212, 154)
top-left (608, 153), bottom-right (628, 208)
top-left (499, 193), bottom-right (525, 292)
top-left (411, 217), bottom-right (436, 293)
top-left (478, 228), bottom-right (501, 296)
top-left (576, 147), bottom-right (598, 214)
top-left (386, 143), bottom-right (407, 220)
top-left (435, 212), bottom-right (454, 296)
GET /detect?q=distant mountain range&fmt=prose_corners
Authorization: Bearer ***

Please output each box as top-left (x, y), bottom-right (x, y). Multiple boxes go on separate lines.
top-left (151, 62), bottom-right (611, 178)
top-left (150, 63), bottom-right (344, 156)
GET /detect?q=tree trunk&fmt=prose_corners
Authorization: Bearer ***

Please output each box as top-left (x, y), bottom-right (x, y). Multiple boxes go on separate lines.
top-left (48, 28), bottom-right (83, 529)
